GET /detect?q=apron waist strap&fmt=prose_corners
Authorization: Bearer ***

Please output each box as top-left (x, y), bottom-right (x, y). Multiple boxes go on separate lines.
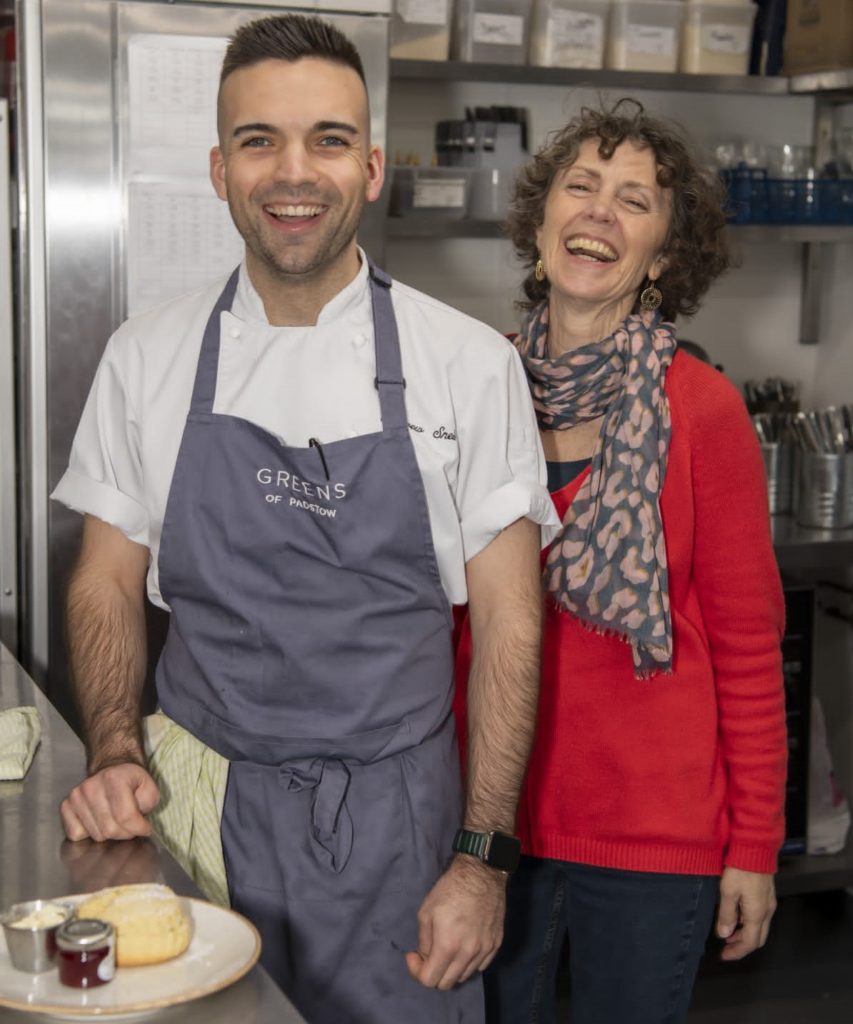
top-left (279, 758), bottom-right (354, 873)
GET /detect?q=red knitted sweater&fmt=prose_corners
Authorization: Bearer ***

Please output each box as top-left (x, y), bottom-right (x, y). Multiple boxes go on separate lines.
top-left (455, 350), bottom-right (788, 876)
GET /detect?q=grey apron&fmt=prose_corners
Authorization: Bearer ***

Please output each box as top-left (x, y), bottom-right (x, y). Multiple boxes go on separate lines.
top-left (155, 263), bottom-right (483, 1024)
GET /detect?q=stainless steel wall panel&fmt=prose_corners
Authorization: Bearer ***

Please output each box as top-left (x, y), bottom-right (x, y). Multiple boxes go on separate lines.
top-left (16, 0), bottom-right (49, 680)
top-left (37, 0), bottom-right (118, 704)
top-left (0, 99), bottom-right (17, 654)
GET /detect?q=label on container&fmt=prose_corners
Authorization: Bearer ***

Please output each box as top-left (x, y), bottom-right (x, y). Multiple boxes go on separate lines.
top-left (702, 24), bottom-right (751, 54)
top-left (472, 13), bottom-right (524, 45)
top-left (97, 946), bottom-right (115, 982)
top-left (550, 10), bottom-right (604, 56)
top-left (397, 0), bottom-right (449, 26)
top-left (414, 178), bottom-right (467, 208)
top-left (627, 24), bottom-right (675, 55)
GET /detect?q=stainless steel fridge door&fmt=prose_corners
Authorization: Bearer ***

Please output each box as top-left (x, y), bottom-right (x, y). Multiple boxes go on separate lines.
top-left (0, 98), bottom-right (17, 653)
top-left (18, 0), bottom-right (389, 718)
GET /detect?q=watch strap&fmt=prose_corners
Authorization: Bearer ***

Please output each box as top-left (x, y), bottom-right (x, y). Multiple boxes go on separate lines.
top-left (453, 828), bottom-right (490, 861)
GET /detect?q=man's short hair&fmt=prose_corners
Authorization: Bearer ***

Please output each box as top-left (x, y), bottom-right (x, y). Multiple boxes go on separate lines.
top-left (220, 13), bottom-right (366, 88)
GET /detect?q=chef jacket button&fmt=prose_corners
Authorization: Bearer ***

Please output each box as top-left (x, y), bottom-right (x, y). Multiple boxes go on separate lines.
top-left (352, 333), bottom-right (367, 348)
top-left (230, 328), bottom-right (241, 340)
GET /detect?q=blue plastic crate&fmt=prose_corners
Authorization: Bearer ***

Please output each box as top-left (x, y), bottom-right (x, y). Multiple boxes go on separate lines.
top-left (721, 171), bottom-right (853, 225)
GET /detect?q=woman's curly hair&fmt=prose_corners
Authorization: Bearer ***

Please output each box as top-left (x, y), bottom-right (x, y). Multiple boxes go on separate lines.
top-left (506, 98), bottom-right (731, 322)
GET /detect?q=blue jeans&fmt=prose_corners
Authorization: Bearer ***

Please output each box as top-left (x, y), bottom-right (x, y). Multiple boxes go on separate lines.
top-left (485, 856), bottom-right (719, 1024)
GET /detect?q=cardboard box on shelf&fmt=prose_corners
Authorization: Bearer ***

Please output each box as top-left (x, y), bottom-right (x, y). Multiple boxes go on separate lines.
top-left (783, 0), bottom-right (853, 74)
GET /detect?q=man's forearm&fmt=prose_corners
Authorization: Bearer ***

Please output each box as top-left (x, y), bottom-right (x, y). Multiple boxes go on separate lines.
top-left (464, 519), bottom-right (542, 833)
top-left (67, 564), bottom-right (148, 774)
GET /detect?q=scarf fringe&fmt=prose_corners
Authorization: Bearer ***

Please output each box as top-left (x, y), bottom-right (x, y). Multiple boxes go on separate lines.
top-left (549, 593), bottom-right (673, 681)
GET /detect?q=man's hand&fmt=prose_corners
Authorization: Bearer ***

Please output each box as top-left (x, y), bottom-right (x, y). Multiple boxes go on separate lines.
top-left (60, 763), bottom-right (160, 843)
top-left (716, 866), bottom-right (776, 961)
top-left (405, 855), bottom-right (507, 990)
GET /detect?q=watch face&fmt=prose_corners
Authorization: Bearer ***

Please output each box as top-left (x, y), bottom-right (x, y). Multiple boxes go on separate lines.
top-left (488, 832), bottom-right (521, 873)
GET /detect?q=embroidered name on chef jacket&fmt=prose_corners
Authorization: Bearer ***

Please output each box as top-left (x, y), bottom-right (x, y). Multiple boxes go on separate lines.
top-left (408, 422), bottom-right (457, 441)
top-left (256, 468), bottom-right (346, 519)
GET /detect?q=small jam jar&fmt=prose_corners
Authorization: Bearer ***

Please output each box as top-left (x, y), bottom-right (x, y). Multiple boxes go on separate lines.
top-left (56, 918), bottom-right (115, 988)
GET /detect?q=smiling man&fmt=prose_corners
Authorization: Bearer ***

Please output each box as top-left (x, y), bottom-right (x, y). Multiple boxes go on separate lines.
top-left (210, 50), bottom-right (381, 319)
top-left (51, 14), bottom-right (559, 1024)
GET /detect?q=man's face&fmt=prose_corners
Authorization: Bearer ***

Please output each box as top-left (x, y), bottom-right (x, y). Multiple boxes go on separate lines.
top-left (210, 57), bottom-right (384, 286)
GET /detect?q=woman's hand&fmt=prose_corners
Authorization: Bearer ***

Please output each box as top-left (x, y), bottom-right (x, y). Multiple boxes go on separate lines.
top-left (716, 866), bottom-right (776, 960)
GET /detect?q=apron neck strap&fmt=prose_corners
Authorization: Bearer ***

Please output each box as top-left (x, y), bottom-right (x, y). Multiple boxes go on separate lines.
top-left (368, 261), bottom-right (407, 431)
top-left (190, 267), bottom-right (240, 414)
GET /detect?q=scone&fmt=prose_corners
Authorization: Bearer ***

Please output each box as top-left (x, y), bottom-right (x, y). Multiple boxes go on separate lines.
top-left (76, 883), bottom-right (191, 966)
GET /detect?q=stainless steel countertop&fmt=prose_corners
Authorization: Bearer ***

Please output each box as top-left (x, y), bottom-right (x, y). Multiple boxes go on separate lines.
top-left (0, 643), bottom-right (305, 1023)
top-left (771, 514), bottom-right (853, 572)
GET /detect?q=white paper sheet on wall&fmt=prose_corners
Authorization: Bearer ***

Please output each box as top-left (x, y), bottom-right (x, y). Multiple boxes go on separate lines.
top-left (127, 180), bottom-right (244, 317)
top-left (126, 33), bottom-right (240, 315)
top-left (127, 33), bottom-right (228, 176)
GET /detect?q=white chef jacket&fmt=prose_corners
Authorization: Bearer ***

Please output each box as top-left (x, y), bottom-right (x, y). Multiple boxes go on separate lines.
top-left (52, 253), bottom-right (559, 609)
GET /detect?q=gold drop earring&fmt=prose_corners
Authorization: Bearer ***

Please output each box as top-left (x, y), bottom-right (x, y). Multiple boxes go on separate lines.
top-left (534, 258), bottom-right (546, 283)
top-left (640, 279), bottom-right (663, 311)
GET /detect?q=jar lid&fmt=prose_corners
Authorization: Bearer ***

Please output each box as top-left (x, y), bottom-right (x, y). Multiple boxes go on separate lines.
top-left (56, 918), bottom-right (113, 950)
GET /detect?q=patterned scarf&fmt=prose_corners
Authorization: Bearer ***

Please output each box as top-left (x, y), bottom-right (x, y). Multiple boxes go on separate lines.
top-left (514, 302), bottom-right (677, 678)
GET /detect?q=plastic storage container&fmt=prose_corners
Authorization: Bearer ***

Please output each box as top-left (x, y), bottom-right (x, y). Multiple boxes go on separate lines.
top-left (389, 167), bottom-right (471, 218)
top-left (452, 0), bottom-right (531, 64)
top-left (606, 0), bottom-right (684, 71)
top-left (529, 0), bottom-right (610, 67)
top-left (680, 1), bottom-right (757, 74)
top-left (390, 0), bottom-right (452, 60)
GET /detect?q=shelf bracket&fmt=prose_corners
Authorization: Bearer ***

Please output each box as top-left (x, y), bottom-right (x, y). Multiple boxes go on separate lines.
top-left (799, 97), bottom-right (835, 345)
top-left (799, 241), bottom-right (822, 345)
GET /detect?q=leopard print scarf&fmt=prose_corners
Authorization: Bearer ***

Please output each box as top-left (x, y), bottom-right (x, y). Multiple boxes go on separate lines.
top-left (514, 301), bottom-right (677, 678)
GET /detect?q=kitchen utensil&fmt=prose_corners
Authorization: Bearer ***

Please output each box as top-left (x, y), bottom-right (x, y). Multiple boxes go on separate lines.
top-left (796, 452), bottom-right (853, 529)
top-left (760, 442), bottom-right (795, 515)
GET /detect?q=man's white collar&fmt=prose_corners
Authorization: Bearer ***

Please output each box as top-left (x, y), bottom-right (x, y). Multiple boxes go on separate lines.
top-left (233, 248), bottom-right (371, 327)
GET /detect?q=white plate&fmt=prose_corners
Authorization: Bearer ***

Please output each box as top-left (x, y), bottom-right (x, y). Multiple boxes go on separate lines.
top-left (0, 897), bottom-right (261, 1020)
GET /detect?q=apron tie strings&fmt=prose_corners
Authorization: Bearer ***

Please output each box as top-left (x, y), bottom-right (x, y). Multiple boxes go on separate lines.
top-left (279, 758), bottom-right (354, 873)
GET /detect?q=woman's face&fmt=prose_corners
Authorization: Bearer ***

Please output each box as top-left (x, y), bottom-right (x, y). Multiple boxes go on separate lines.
top-left (535, 138), bottom-right (672, 323)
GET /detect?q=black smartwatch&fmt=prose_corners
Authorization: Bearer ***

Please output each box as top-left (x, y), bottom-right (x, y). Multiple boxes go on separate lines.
top-left (453, 828), bottom-right (522, 873)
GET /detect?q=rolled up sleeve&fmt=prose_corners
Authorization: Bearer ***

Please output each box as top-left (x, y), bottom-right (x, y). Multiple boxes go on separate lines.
top-left (453, 340), bottom-right (560, 562)
top-left (50, 331), bottom-right (150, 548)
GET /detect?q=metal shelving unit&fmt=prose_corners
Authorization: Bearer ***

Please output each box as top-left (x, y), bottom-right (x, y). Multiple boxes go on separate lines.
top-left (386, 217), bottom-right (503, 239)
top-left (387, 62), bottom-right (853, 343)
top-left (390, 59), bottom-right (853, 99)
top-left (778, 840), bottom-right (853, 896)
top-left (772, 516), bottom-right (853, 571)
top-left (790, 68), bottom-right (853, 96)
top-left (386, 218), bottom-right (853, 243)
top-left (389, 58), bottom-right (792, 94)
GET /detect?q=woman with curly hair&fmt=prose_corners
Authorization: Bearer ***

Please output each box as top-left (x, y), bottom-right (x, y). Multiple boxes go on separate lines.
top-left (454, 98), bottom-right (788, 1023)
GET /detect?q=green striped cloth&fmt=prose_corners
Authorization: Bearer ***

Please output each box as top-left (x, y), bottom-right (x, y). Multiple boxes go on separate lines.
top-left (0, 706), bottom-right (42, 780)
top-left (142, 711), bottom-right (229, 907)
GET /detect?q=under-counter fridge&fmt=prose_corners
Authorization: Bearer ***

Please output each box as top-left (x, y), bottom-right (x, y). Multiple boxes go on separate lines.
top-left (4, 0), bottom-right (390, 722)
